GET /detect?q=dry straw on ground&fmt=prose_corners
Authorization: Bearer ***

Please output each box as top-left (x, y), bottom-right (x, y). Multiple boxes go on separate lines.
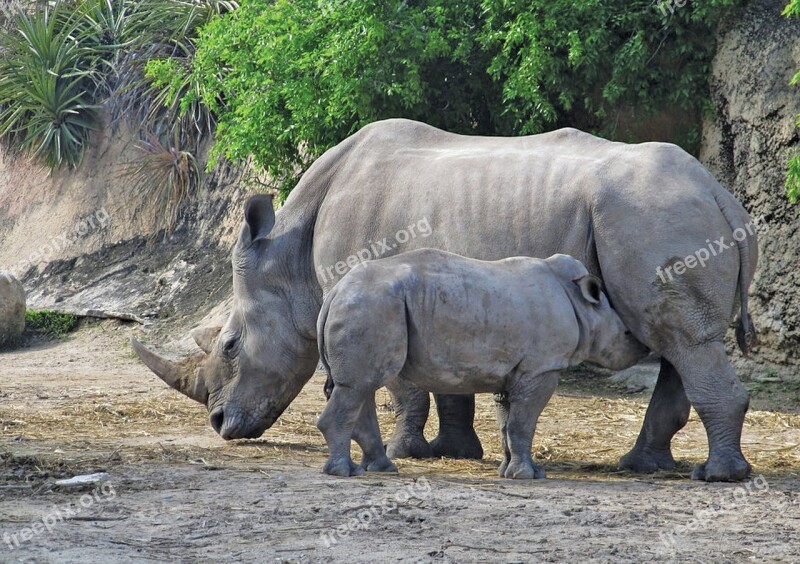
top-left (2, 371), bottom-right (798, 484)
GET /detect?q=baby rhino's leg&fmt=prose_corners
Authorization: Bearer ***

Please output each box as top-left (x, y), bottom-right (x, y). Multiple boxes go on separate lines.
top-left (503, 371), bottom-right (559, 480)
top-left (317, 385), bottom-right (368, 477)
top-left (353, 394), bottom-right (398, 473)
top-left (319, 294), bottom-right (408, 477)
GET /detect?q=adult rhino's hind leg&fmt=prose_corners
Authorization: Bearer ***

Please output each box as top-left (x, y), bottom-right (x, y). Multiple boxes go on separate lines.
top-left (384, 377), bottom-right (434, 459)
top-left (619, 358), bottom-right (691, 473)
top-left (430, 394), bottom-right (484, 460)
top-left (670, 343), bottom-right (751, 482)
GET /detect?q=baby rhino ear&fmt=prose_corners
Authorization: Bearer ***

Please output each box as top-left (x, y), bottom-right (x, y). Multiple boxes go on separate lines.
top-left (575, 274), bottom-right (602, 305)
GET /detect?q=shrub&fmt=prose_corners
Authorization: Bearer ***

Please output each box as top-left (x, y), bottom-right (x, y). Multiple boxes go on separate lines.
top-left (109, 0), bottom-right (239, 152)
top-left (25, 309), bottom-right (79, 337)
top-left (122, 130), bottom-right (201, 234)
top-left (0, 0), bottom-right (231, 225)
top-left (185, 0), bottom-right (743, 199)
top-left (784, 0), bottom-right (800, 204)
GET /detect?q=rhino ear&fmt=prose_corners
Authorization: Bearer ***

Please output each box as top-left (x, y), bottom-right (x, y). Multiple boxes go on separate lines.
top-left (575, 274), bottom-right (602, 305)
top-left (191, 326), bottom-right (221, 354)
top-left (243, 194), bottom-right (275, 244)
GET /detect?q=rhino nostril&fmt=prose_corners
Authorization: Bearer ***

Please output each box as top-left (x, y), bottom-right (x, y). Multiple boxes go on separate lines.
top-left (210, 407), bottom-right (224, 434)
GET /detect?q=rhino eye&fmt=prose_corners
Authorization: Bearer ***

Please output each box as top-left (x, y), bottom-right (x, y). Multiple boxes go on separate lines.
top-left (222, 337), bottom-right (239, 358)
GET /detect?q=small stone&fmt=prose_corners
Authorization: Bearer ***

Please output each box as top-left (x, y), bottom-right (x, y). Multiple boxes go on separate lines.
top-left (609, 361), bottom-right (660, 393)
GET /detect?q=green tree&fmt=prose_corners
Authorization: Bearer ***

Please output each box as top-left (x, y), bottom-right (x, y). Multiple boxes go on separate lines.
top-left (190, 0), bottom-right (496, 194)
top-left (188, 0), bottom-right (742, 198)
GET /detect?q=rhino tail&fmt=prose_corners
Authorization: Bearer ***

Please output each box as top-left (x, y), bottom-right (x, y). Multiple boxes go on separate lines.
top-left (318, 288), bottom-right (336, 400)
top-left (712, 186), bottom-right (757, 356)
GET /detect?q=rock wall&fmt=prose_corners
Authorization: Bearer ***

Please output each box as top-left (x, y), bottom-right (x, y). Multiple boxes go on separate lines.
top-left (0, 114), bottom-right (248, 345)
top-left (701, 0), bottom-right (800, 369)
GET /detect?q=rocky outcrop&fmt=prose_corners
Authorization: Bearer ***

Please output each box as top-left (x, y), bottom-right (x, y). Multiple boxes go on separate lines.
top-left (0, 116), bottom-right (249, 342)
top-left (701, 0), bottom-right (800, 368)
top-left (0, 271), bottom-right (25, 347)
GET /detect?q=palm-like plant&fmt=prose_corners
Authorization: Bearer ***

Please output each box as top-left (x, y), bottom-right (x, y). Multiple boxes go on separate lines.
top-left (0, 1), bottom-right (100, 168)
top-left (0, 0), bottom-right (240, 228)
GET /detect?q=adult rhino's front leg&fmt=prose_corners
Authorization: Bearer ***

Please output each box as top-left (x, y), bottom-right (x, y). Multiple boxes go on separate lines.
top-left (430, 394), bottom-right (483, 459)
top-left (494, 392), bottom-right (511, 476)
top-left (619, 358), bottom-right (691, 473)
top-left (383, 383), bottom-right (483, 460)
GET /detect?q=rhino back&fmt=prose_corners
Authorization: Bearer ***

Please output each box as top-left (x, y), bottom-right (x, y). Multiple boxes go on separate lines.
top-left (356, 250), bottom-right (579, 394)
top-left (302, 120), bottom-right (746, 349)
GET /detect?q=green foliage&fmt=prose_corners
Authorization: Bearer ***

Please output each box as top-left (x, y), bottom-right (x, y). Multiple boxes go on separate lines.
top-left (25, 309), bottom-right (79, 338)
top-left (784, 0), bottom-right (800, 16)
top-left (187, 0), bottom-right (743, 198)
top-left (0, 0), bottom-right (231, 225)
top-left (787, 155), bottom-right (800, 204)
top-left (191, 0), bottom-right (495, 194)
top-left (0, 1), bottom-right (102, 168)
top-left (480, 0), bottom-right (739, 136)
top-left (785, 0), bottom-right (800, 204)
top-left (111, 0), bottom-right (238, 151)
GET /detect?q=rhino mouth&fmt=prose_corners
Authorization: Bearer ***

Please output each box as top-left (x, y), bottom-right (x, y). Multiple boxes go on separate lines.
top-left (209, 405), bottom-right (281, 440)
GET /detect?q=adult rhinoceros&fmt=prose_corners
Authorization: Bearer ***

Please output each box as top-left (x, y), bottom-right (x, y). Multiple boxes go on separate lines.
top-left (133, 118), bottom-right (758, 481)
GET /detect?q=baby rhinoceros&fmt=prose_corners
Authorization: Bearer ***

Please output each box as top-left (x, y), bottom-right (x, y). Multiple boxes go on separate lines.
top-left (316, 249), bottom-right (648, 479)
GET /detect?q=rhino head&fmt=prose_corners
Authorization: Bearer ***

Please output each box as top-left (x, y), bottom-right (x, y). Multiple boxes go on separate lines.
top-left (545, 253), bottom-right (649, 371)
top-left (133, 195), bottom-right (321, 439)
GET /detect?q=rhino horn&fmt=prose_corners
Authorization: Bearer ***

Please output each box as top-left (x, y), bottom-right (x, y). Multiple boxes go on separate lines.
top-left (131, 339), bottom-right (209, 404)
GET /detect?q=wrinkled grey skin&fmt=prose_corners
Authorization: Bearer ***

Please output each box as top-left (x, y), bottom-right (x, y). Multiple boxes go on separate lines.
top-left (316, 250), bottom-right (649, 478)
top-left (133, 118), bottom-right (757, 481)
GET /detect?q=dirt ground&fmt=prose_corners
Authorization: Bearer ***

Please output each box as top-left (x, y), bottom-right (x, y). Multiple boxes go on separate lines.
top-left (0, 321), bottom-right (798, 563)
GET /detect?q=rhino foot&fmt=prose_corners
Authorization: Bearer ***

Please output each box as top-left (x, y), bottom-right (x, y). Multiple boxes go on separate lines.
top-left (385, 435), bottom-right (434, 459)
top-left (498, 458), bottom-right (509, 478)
top-left (691, 451), bottom-right (751, 482)
top-left (504, 459), bottom-right (546, 480)
top-left (430, 430), bottom-right (483, 460)
top-left (365, 458), bottom-right (399, 473)
top-left (619, 447), bottom-right (676, 473)
top-left (323, 457), bottom-right (365, 477)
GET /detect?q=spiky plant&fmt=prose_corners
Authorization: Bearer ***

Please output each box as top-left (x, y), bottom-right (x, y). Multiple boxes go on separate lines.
top-left (123, 130), bottom-right (201, 234)
top-left (0, 1), bottom-right (101, 168)
top-left (75, 0), bottom-right (134, 94)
